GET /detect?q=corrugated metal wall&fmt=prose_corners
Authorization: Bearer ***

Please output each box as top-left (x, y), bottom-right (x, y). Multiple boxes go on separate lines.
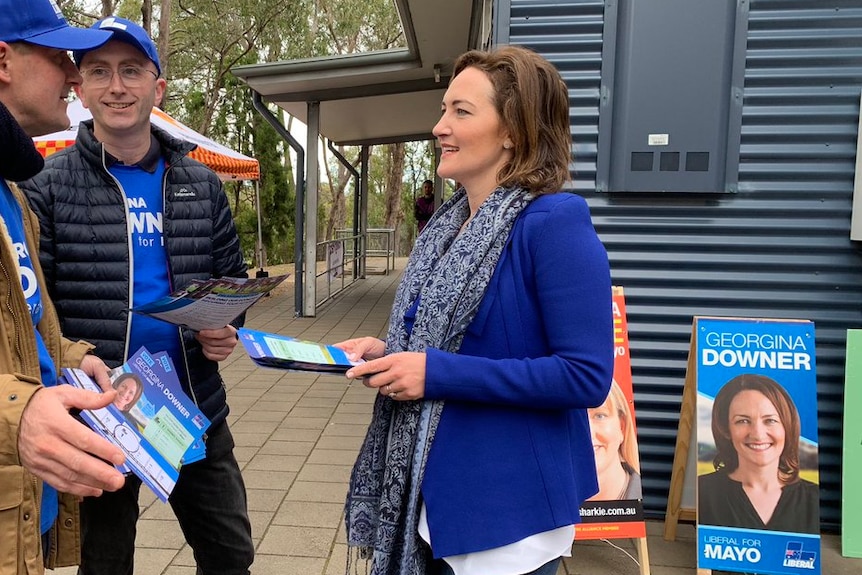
top-left (505, 0), bottom-right (862, 529)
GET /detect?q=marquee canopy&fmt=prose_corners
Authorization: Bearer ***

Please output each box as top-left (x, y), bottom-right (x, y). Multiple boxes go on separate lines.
top-left (33, 100), bottom-right (260, 181)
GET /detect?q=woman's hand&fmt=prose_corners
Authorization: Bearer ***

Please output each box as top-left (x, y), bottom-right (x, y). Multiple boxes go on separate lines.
top-left (345, 351), bottom-right (426, 401)
top-left (333, 337), bottom-right (386, 362)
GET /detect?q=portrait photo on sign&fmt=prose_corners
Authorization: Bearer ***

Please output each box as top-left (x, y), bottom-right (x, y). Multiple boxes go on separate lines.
top-left (587, 378), bottom-right (642, 502)
top-left (697, 373), bottom-right (820, 534)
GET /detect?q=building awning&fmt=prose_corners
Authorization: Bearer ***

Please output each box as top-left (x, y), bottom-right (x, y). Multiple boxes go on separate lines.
top-left (231, 0), bottom-right (487, 146)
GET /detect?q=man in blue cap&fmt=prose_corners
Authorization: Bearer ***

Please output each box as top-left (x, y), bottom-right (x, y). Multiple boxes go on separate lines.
top-left (22, 15), bottom-right (254, 575)
top-left (0, 1), bottom-right (128, 573)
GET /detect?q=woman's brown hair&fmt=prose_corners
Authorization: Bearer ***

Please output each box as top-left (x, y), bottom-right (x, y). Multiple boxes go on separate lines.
top-left (452, 45), bottom-right (571, 194)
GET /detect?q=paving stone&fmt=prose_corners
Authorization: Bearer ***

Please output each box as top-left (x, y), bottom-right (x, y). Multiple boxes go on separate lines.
top-left (297, 463), bottom-right (353, 484)
top-left (273, 500), bottom-right (345, 528)
top-left (314, 434), bottom-right (364, 451)
top-left (288, 406), bottom-right (336, 419)
top-left (242, 469), bottom-right (297, 490)
top-left (321, 422), bottom-right (370, 438)
top-left (246, 487), bottom-right (287, 512)
top-left (257, 525), bottom-right (337, 557)
top-left (286, 480), bottom-right (347, 504)
top-left (247, 454), bottom-right (306, 472)
top-left (259, 440), bottom-right (315, 456)
top-left (278, 416), bottom-right (330, 430)
top-left (270, 427), bottom-right (323, 442)
top-left (136, 518), bottom-right (185, 549)
top-left (251, 554), bottom-right (326, 575)
top-left (306, 449), bottom-right (359, 466)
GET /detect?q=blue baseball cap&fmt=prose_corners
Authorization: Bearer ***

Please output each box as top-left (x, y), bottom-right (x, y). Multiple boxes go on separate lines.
top-left (74, 16), bottom-right (161, 76)
top-left (0, 0), bottom-right (111, 50)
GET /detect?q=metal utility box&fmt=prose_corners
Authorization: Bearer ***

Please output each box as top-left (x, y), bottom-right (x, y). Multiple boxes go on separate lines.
top-left (601, 0), bottom-right (741, 193)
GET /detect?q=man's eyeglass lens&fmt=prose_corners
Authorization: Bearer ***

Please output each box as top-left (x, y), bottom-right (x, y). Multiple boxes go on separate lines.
top-left (81, 66), bottom-right (157, 87)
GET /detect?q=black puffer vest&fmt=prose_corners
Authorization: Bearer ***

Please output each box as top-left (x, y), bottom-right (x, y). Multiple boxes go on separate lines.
top-left (21, 120), bottom-right (247, 426)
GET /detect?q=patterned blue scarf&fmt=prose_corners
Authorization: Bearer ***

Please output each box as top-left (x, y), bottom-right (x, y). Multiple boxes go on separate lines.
top-left (345, 185), bottom-right (534, 575)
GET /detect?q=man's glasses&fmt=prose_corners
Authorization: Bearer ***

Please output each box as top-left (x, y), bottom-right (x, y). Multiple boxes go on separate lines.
top-left (80, 65), bottom-right (158, 88)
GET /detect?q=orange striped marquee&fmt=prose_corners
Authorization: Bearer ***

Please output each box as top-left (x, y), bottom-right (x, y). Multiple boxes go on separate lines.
top-left (34, 101), bottom-right (260, 182)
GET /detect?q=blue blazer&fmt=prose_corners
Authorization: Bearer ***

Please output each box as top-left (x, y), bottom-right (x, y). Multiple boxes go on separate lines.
top-left (420, 192), bottom-right (614, 558)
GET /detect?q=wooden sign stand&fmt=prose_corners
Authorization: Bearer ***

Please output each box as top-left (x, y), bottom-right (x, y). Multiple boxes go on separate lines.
top-left (663, 321), bottom-right (698, 542)
top-left (616, 287), bottom-right (651, 575)
top-left (664, 320), bottom-right (711, 575)
top-left (635, 538), bottom-right (651, 575)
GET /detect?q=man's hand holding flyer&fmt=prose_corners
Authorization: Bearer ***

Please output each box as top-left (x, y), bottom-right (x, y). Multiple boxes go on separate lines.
top-left (62, 347), bottom-right (211, 501)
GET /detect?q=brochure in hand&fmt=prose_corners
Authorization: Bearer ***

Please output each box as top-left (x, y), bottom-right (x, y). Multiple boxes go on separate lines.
top-left (62, 347), bottom-right (211, 502)
top-left (131, 274), bottom-right (289, 331)
top-left (238, 327), bottom-right (363, 374)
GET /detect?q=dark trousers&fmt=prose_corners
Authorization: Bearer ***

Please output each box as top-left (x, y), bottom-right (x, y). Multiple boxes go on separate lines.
top-left (77, 421), bottom-right (254, 575)
top-left (430, 556), bottom-right (562, 575)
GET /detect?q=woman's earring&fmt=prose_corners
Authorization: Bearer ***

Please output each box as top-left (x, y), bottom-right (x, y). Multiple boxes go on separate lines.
top-left (503, 141), bottom-right (513, 150)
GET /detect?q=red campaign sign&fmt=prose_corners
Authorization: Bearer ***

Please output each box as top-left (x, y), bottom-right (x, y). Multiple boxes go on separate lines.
top-left (575, 286), bottom-right (646, 541)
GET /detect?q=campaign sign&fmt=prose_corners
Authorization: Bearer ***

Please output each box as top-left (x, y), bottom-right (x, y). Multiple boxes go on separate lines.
top-left (842, 330), bottom-right (862, 557)
top-left (696, 318), bottom-right (820, 574)
top-left (575, 287), bottom-right (646, 540)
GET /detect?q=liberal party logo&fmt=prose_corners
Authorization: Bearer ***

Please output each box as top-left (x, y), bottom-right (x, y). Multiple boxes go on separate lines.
top-left (784, 541), bottom-right (817, 569)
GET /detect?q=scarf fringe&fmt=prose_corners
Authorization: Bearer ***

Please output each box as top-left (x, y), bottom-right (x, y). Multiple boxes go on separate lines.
top-left (346, 546), bottom-right (372, 575)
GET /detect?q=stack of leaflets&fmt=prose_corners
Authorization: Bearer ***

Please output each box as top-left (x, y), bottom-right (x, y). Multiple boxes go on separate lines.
top-left (131, 274), bottom-right (288, 331)
top-left (238, 328), bottom-right (363, 374)
top-left (62, 347), bottom-right (211, 502)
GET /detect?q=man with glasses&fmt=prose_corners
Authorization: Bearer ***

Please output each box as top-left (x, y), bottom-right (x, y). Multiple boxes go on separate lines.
top-left (22, 16), bottom-right (254, 575)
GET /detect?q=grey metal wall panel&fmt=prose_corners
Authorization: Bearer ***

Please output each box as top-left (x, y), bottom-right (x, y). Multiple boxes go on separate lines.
top-left (508, 0), bottom-right (606, 193)
top-left (606, 0), bottom-right (738, 193)
top-left (507, 0), bottom-right (862, 529)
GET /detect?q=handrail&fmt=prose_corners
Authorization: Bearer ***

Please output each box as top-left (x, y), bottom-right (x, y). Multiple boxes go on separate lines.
top-left (335, 228), bottom-right (395, 274)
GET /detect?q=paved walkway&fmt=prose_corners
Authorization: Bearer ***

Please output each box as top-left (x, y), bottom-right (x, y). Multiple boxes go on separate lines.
top-left (57, 260), bottom-right (859, 575)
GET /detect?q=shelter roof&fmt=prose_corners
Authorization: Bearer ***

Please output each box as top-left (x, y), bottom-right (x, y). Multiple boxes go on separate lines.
top-left (231, 0), bottom-right (486, 146)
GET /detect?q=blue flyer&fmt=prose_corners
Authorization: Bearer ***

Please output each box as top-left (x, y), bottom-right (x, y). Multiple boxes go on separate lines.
top-left (149, 350), bottom-right (207, 464)
top-left (238, 328), bottom-right (362, 373)
top-left (63, 346), bottom-right (212, 502)
top-left (695, 318), bottom-right (820, 575)
top-left (62, 367), bottom-right (179, 502)
top-left (115, 347), bottom-right (211, 469)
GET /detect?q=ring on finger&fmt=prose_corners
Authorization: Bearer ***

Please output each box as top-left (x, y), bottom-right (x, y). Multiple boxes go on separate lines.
top-left (388, 390), bottom-right (398, 399)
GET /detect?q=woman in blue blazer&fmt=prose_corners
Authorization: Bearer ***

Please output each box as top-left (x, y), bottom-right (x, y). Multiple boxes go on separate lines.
top-left (338, 45), bottom-right (614, 575)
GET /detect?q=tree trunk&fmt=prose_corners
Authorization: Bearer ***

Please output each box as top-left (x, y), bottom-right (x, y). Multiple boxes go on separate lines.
top-left (384, 142), bottom-right (406, 252)
top-left (157, 0), bottom-right (172, 87)
top-left (323, 142), bottom-right (354, 241)
top-left (141, 0), bottom-right (152, 34)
